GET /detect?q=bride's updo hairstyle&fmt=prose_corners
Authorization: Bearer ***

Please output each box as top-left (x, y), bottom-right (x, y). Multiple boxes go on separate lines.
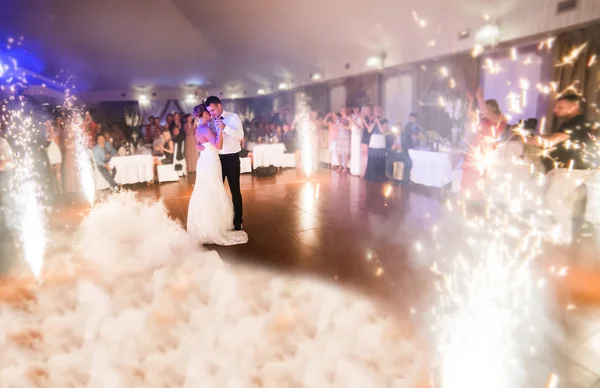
top-left (193, 104), bottom-right (207, 118)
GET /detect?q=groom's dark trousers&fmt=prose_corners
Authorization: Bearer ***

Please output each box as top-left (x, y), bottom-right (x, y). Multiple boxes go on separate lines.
top-left (220, 152), bottom-right (243, 228)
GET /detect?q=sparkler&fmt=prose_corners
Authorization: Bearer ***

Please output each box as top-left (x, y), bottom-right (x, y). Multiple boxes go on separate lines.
top-left (62, 85), bottom-right (95, 206)
top-left (294, 92), bottom-right (314, 178)
top-left (1, 41), bottom-right (47, 279)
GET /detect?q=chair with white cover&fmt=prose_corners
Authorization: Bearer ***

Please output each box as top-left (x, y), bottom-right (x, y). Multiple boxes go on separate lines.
top-left (157, 158), bottom-right (179, 183)
top-left (173, 142), bottom-right (187, 177)
top-left (240, 157), bottom-right (252, 173)
top-left (88, 150), bottom-right (111, 191)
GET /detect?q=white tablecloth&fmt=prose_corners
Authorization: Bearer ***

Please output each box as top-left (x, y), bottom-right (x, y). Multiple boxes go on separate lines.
top-left (252, 143), bottom-right (287, 169)
top-left (110, 155), bottom-right (154, 184)
top-left (409, 149), bottom-right (462, 188)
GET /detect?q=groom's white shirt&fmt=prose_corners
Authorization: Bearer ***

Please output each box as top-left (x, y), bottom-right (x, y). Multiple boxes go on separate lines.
top-left (218, 111), bottom-right (244, 155)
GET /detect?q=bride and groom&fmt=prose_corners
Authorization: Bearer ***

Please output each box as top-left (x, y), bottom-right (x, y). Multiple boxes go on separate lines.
top-left (186, 96), bottom-right (248, 246)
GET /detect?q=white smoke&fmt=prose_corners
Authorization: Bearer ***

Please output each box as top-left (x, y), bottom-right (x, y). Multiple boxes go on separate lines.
top-left (0, 192), bottom-right (424, 387)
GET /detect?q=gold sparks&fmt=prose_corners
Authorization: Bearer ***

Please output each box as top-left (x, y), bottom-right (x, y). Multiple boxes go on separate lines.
top-left (588, 54), bottom-right (597, 67)
top-left (375, 267), bottom-right (384, 276)
top-left (449, 78), bottom-right (456, 88)
top-left (510, 47), bottom-right (518, 61)
top-left (557, 42), bottom-right (588, 67)
top-left (439, 67), bottom-right (449, 77)
top-left (384, 184), bottom-right (393, 197)
top-left (471, 44), bottom-right (484, 57)
top-left (538, 37), bottom-right (555, 51)
top-left (482, 58), bottom-right (502, 74)
top-left (438, 96), bottom-right (446, 107)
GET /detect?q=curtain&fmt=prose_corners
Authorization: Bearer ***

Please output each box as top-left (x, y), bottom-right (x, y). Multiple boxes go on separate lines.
top-left (412, 53), bottom-right (480, 138)
top-left (344, 73), bottom-right (379, 108)
top-left (546, 24), bottom-right (600, 133)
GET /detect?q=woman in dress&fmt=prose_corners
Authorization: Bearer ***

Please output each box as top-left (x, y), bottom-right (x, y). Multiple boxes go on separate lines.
top-left (335, 108), bottom-right (351, 173)
top-left (61, 123), bottom-right (79, 193)
top-left (323, 113), bottom-right (338, 169)
top-left (183, 114), bottom-right (198, 173)
top-left (83, 111), bottom-right (97, 148)
top-left (45, 120), bottom-right (63, 195)
top-left (363, 106), bottom-right (387, 182)
top-left (187, 104), bottom-right (248, 246)
top-left (170, 113), bottom-right (185, 162)
top-left (462, 88), bottom-right (508, 200)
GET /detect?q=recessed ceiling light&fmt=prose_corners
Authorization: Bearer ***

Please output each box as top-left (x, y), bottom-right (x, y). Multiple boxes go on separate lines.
top-left (257, 89), bottom-right (266, 95)
top-left (186, 94), bottom-right (195, 100)
top-left (231, 93), bottom-right (238, 99)
top-left (366, 56), bottom-right (382, 68)
top-left (139, 94), bottom-right (148, 101)
top-left (278, 83), bottom-right (288, 90)
top-left (311, 73), bottom-right (323, 81)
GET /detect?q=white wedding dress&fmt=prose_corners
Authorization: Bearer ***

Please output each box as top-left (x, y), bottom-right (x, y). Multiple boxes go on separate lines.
top-left (187, 142), bottom-right (248, 245)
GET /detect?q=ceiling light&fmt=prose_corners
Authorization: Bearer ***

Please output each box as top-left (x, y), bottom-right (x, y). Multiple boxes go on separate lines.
top-left (139, 94), bottom-right (148, 101)
top-left (278, 83), bottom-right (288, 90)
top-left (257, 89), bottom-right (266, 95)
top-left (231, 93), bottom-right (238, 99)
top-left (366, 56), bottom-right (382, 68)
top-left (41, 102), bottom-right (49, 106)
top-left (186, 94), bottom-right (195, 100)
top-left (311, 73), bottom-right (323, 81)
top-left (475, 22), bottom-right (500, 45)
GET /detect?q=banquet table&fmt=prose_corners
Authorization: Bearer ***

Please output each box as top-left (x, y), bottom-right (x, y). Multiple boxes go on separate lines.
top-left (252, 143), bottom-right (287, 169)
top-left (408, 149), bottom-right (463, 189)
top-left (110, 154), bottom-right (154, 185)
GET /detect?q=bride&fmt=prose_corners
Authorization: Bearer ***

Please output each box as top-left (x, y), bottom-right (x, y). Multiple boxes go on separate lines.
top-left (187, 104), bottom-right (248, 245)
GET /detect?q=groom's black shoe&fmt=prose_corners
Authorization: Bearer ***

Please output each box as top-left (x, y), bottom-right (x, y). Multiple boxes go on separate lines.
top-left (234, 225), bottom-right (243, 231)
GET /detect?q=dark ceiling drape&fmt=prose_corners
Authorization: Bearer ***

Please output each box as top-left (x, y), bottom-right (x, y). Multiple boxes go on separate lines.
top-left (546, 24), bottom-right (600, 133)
top-left (412, 53), bottom-right (480, 138)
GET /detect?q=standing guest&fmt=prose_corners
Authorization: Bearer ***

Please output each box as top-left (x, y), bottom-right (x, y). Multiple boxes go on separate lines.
top-left (335, 108), bottom-right (351, 173)
top-left (45, 120), bottom-right (63, 195)
top-left (462, 88), bottom-right (508, 200)
top-left (61, 123), bottom-right (79, 193)
top-left (364, 106), bottom-right (387, 182)
top-left (165, 114), bottom-right (174, 132)
top-left (323, 112), bottom-right (338, 168)
top-left (83, 111), bottom-right (97, 148)
top-left (144, 116), bottom-right (156, 144)
top-left (170, 113), bottom-right (185, 161)
top-left (184, 114), bottom-right (198, 173)
top-left (350, 107), bottom-right (363, 175)
top-left (281, 123), bottom-right (297, 153)
top-left (525, 94), bottom-right (596, 244)
top-left (92, 134), bottom-right (119, 189)
top-left (359, 105), bottom-right (373, 176)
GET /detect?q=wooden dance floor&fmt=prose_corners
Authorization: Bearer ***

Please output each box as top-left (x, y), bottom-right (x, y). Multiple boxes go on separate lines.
top-left (27, 168), bottom-right (428, 303)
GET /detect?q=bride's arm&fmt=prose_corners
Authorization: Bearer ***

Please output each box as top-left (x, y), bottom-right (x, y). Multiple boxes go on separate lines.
top-left (206, 128), bottom-right (224, 150)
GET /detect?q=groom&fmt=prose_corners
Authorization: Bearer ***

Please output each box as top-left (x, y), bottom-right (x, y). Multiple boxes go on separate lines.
top-left (205, 96), bottom-right (245, 230)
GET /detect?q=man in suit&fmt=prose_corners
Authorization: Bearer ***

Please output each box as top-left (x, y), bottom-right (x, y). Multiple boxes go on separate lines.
top-left (205, 96), bottom-right (245, 230)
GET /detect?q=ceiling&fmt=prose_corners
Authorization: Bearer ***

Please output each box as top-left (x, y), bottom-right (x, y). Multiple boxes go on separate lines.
top-left (1, 0), bottom-right (598, 97)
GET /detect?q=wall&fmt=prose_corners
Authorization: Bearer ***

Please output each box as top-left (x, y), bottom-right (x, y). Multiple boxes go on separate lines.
top-left (384, 73), bottom-right (414, 126)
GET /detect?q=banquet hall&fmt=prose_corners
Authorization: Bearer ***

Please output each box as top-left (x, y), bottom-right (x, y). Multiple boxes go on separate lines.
top-left (1, 0), bottom-right (600, 387)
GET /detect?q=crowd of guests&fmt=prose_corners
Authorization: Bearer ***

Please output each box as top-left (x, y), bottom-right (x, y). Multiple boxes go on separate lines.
top-left (241, 105), bottom-right (427, 184)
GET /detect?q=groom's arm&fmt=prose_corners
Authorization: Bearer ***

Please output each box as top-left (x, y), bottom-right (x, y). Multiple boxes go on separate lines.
top-left (223, 114), bottom-right (244, 141)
